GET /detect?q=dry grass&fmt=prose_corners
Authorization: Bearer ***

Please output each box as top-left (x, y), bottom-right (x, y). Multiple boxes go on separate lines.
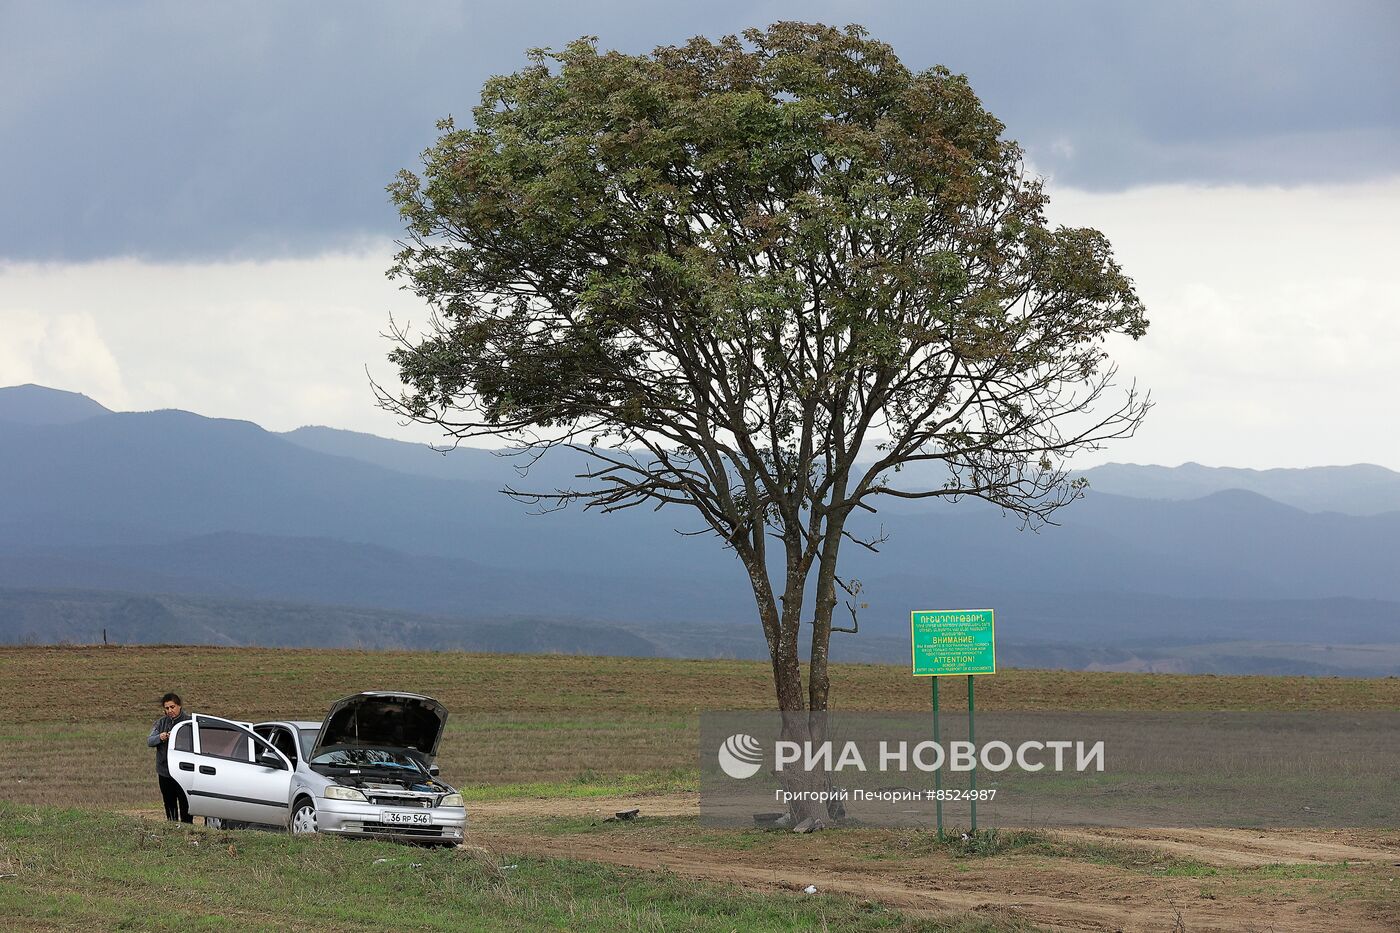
top-left (2, 645), bottom-right (1396, 809)
top-left (3, 646), bottom-right (1395, 931)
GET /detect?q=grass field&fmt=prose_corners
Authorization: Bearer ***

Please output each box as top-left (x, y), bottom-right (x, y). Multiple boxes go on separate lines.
top-left (4, 645), bottom-right (1396, 809)
top-left (1, 646), bottom-right (1396, 931)
top-left (0, 802), bottom-right (1028, 932)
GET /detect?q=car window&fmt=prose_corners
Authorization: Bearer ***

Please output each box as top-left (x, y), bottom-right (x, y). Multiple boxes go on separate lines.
top-left (172, 722), bottom-right (192, 752)
top-left (299, 729), bottom-right (319, 760)
top-left (197, 721), bottom-right (251, 762)
top-left (268, 728), bottom-right (298, 764)
top-left (310, 746), bottom-right (426, 772)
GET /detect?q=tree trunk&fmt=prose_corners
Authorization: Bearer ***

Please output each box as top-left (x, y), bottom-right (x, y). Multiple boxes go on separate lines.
top-left (739, 546), bottom-right (830, 826)
top-left (738, 552), bottom-right (794, 708)
top-left (736, 528), bottom-right (843, 826)
top-left (808, 511), bottom-right (847, 713)
top-left (775, 559), bottom-right (808, 713)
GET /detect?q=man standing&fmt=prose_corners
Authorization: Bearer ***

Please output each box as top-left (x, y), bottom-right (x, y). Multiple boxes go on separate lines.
top-left (147, 692), bottom-right (193, 822)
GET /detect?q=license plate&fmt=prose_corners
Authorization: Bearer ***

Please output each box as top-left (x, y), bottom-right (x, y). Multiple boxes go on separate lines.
top-left (381, 810), bottom-right (432, 826)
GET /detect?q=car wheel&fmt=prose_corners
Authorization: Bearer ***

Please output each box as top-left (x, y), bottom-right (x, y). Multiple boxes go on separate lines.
top-left (289, 799), bottom-right (318, 835)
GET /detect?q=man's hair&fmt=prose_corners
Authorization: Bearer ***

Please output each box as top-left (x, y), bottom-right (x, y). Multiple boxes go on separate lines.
top-left (160, 692), bottom-right (182, 706)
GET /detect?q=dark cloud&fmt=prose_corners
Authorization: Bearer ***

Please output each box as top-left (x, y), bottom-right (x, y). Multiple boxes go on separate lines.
top-left (2, 0), bottom-right (1396, 260)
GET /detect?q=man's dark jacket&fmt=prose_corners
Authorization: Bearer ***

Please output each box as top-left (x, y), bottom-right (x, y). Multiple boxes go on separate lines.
top-left (146, 712), bottom-right (192, 776)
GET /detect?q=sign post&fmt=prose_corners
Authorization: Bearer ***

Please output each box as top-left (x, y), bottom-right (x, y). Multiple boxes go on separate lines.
top-left (911, 609), bottom-right (996, 835)
top-left (931, 676), bottom-right (942, 835)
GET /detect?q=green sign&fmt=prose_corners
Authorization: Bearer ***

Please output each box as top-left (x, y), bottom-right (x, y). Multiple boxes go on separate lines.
top-left (911, 609), bottom-right (996, 676)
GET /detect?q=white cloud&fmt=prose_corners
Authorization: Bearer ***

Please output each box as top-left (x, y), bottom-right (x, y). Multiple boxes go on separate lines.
top-left (0, 247), bottom-right (445, 445)
top-left (0, 308), bottom-right (129, 408)
top-left (1047, 177), bottom-right (1400, 470)
top-left (1, 177), bottom-right (1398, 470)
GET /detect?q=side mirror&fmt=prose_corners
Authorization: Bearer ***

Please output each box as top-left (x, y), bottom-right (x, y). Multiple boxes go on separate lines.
top-left (259, 749), bottom-right (286, 770)
top-left (429, 765), bottom-right (440, 777)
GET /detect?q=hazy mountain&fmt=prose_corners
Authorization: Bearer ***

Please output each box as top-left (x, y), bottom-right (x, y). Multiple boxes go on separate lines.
top-left (2, 384), bottom-right (1397, 674)
top-left (11, 405), bottom-right (1400, 604)
top-left (0, 384), bottom-right (110, 425)
top-left (5, 581), bottom-right (1395, 675)
top-left (285, 420), bottom-right (1400, 520)
top-left (285, 423), bottom-right (1400, 602)
top-left (0, 404), bottom-right (735, 578)
top-left (4, 526), bottom-right (1394, 647)
top-left (1079, 461), bottom-right (1400, 516)
top-left (0, 586), bottom-right (659, 655)
top-left (0, 532), bottom-right (755, 624)
top-left (281, 424), bottom-right (591, 490)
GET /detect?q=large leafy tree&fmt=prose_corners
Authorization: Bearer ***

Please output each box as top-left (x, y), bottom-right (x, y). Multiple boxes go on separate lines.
top-left (383, 22), bottom-right (1149, 714)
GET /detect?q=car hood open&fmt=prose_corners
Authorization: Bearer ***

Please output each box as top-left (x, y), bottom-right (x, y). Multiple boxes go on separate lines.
top-left (310, 692), bottom-right (448, 760)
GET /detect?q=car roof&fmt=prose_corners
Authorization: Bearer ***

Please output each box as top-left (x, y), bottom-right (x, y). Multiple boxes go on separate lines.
top-left (255, 720), bottom-right (322, 730)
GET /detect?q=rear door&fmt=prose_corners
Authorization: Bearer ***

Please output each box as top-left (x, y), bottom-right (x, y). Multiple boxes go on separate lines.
top-left (253, 723), bottom-right (302, 768)
top-left (175, 714), bottom-right (293, 825)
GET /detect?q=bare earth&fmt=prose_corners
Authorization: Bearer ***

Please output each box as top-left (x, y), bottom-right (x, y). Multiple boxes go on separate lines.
top-left (22, 649), bottom-right (1398, 932)
top-left (117, 781), bottom-right (1400, 931)
top-left (463, 794), bottom-right (1400, 933)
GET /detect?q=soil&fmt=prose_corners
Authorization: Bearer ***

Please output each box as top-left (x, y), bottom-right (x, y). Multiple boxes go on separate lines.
top-left (119, 794), bottom-right (1399, 931)
top-left (465, 794), bottom-right (1400, 933)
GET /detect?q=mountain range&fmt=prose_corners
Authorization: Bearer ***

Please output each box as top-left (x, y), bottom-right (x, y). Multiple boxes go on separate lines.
top-left (1, 384), bottom-right (1396, 675)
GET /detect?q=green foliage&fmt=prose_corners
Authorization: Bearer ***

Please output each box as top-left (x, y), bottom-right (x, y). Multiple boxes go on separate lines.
top-left (382, 22), bottom-right (1150, 710)
top-left (387, 22), bottom-right (1144, 485)
top-left (0, 803), bottom-right (1026, 931)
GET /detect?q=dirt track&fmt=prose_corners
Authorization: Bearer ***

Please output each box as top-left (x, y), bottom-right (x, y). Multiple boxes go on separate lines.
top-left (122, 794), bottom-right (1399, 931)
top-left (1053, 826), bottom-right (1398, 869)
top-left (466, 794), bottom-right (1400, 933)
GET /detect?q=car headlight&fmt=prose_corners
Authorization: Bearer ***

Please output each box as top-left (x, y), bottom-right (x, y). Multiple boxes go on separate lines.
top-left (439, 793), bottom-right (464, 808)
top-left (323, 785), bottom-right (368, 802)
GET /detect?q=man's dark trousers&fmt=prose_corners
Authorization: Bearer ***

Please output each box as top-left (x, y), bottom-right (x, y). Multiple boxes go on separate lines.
top-left (159, 773), bottom-right (192, 823)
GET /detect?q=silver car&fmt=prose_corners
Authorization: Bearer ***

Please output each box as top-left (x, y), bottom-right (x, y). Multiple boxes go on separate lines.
top-left (166, 691), bottom-right (467, 845)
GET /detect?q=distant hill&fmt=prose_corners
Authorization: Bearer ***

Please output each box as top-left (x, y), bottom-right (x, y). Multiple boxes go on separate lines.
top-left (8, 405), bottom-right (1400, 603)
top-left (4, 584), bottom-right (1395, 675)
top-left (1079, 461), bottom-right (1400, 516)
top-left (280, 425), bottom-right (694, 496)
top-left (0, 586), bottom-right (660, 655)
top-left (0, 403), bottom-right (728, 576)
top-left (0, 531), bottom-right (755, 624)
top-left (287, 426), bottom-right (1400, 519)
top-left (279, 425), bottom-right (540, 487)
top-left (0, 384), bottom-right (110, 425)
top-left (7, 527), bottom-right (1395, 644)
top-left (2, 384), bottom-right (1397, 675)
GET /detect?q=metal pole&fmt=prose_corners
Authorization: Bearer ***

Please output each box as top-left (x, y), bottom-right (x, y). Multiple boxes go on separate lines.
top-left (968, 674), bottom-right (977, 833)
top-left (932, 676), bottom-right (942, 838)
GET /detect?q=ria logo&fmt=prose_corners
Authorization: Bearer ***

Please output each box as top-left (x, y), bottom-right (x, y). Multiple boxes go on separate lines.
top-left (717, 733), bottom-right (764, 779)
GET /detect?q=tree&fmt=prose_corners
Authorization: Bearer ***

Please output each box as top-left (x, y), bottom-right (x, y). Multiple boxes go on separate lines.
top-left (381, 22), bottom-right (1149, 716)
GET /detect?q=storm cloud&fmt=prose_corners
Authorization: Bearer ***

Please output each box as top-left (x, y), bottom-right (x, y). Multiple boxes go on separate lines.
top-left (3, 0), bottom-right (1397, 261)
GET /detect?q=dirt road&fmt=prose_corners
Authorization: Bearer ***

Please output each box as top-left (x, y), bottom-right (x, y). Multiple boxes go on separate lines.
top-left (124, 795), bottom-right (1398, 931)
top-left (467, 794), bottom-right (1400, 933)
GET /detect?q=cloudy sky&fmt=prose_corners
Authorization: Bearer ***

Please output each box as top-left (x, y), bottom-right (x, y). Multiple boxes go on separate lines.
top-left (2, 1), bottom-right (1397, 468)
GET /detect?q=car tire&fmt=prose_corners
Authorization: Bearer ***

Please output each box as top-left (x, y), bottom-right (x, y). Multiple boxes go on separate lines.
top-left (289, 799), bottom-right (318, 836)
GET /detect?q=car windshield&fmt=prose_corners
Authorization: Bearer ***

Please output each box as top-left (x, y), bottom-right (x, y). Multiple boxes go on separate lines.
top-left (310, 746), bottom-right (426, 772)
top-left (299, 729), bottom-right (319, 761)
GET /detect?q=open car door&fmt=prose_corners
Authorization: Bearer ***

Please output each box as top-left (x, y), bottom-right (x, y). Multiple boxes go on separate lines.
top-left (166, 714), bottom-right (293, 826)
